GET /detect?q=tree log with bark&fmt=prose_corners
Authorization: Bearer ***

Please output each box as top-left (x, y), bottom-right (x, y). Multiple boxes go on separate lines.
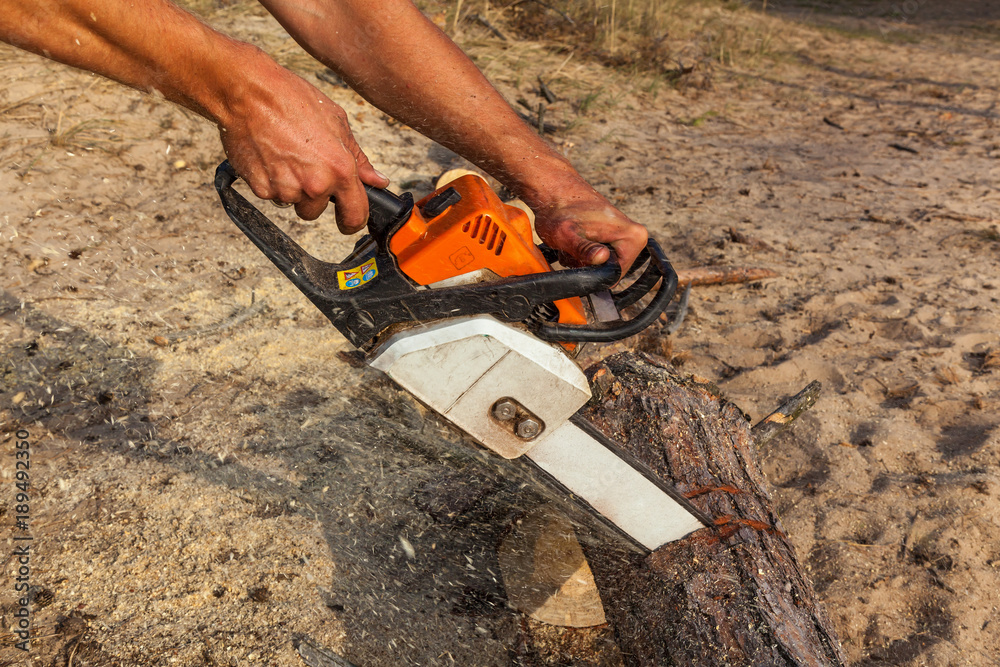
top-left (575, 352), bottom-right (846, 667)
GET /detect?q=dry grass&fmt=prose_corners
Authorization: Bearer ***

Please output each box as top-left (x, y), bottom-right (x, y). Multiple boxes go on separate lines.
top-left (416, 0), bottom-right (784, 75)
top-left (171, 0), bottom-right (788, 95)
top-left (0, 83), bottom-right (124, 176)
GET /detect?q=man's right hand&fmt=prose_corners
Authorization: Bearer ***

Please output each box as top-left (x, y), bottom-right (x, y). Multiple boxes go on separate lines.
top-left (219, 48), bottom-right (388, 231)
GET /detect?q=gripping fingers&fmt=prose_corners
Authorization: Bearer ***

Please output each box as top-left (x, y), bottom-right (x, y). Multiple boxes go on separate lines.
top-left (330, 171), bottom-right (370, 234)
top-left (609, 223), bottom-right (649, 274)
top-left (540, 208), bottom-right (649, 275)
top-left (294, 197), bottom-right (330, 221)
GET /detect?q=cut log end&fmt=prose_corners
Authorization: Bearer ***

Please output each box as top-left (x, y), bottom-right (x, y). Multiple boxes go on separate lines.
top-left (497, 506), bottom-right (606, 628)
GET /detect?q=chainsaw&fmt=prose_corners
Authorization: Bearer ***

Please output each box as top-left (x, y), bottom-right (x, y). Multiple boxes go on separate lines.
top-left (215, 161), bottom-right (710, 554)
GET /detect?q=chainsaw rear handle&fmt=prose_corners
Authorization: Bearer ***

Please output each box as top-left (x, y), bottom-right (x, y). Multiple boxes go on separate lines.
top-left (214, 161), bottom-right (674, 346)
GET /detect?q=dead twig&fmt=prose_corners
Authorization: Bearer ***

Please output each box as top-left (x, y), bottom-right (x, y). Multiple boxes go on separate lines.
top-left (676, 266), bottom-right (778, 288)
top-left (466, 13), bottom-right (509, 41)
top-left (889, 142), bottom-right (919, 154)
top-left (158, 294), bottom-right (267, 344)
top-left (514, 108), bottom-right (559, 134)
top-left (537, 76), bottom-right (557, 104)
top-left (930, 211), bottom-right (996, 223)
top-left (752, 380), bottom-right (822, 447)
top-left (67, 637), bottom-right (81, 667)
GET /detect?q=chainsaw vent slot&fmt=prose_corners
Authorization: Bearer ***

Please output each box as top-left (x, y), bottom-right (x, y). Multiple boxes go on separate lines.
top-left (477, 215), bottom-right (491, 243)
top-left (461, 215), bottom-right (506, 255)
top-left (494, 232), bottom-right (506, 255)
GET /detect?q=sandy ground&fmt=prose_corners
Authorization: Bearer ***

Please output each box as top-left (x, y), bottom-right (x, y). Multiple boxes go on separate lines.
top-left (1, 2), bottom-right (999, 666)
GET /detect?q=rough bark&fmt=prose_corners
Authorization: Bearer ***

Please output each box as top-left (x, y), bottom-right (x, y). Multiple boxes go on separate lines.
top-left (577, 352), bottom-right (846, 667)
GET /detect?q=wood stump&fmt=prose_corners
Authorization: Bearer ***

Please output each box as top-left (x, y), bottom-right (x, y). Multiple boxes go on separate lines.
top-left (575, 352), bottom-right (846, 667)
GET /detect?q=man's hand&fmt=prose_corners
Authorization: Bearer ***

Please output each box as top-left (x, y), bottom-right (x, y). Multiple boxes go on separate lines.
top-left (520, 179), bottom-right (648, 276)
top-left (219, 52), bottom-right (388, 231)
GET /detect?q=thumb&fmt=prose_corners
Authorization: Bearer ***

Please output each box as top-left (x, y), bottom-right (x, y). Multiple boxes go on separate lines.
top-left (555, 228), bottom-right (612, 268)
top-left (572, 239), bottom-right (612, 266)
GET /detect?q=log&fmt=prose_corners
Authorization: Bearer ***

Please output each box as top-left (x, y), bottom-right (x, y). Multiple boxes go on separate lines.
top-left (575, 352), bottom-right (846, 667)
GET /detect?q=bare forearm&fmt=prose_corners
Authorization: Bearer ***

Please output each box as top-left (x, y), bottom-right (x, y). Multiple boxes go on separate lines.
top-left (0, 0), bottom-right (256, 125)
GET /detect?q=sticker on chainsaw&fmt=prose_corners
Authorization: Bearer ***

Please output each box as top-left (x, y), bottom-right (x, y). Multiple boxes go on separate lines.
top-left (337, 259), bottom-right (378, 290)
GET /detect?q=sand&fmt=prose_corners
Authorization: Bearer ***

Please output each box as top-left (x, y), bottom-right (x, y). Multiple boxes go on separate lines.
top-left (1, 2), bottom-right (998, 665)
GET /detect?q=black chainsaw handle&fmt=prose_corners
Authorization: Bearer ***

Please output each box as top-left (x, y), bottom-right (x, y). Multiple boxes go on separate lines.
top-left (215, 161), bottom-right (675, 345)
top-left (215, 160), bottom-right (412, 254)
top-left (533, 238), bottom-right (678, 343)
top-left (215, 161), bottom-right (628, 347)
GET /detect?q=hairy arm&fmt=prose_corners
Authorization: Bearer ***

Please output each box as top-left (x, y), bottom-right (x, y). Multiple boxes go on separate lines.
top-left (0, 0), bottom-right (388, 228)
top-left (259, 0), bottom-right (648, 271)
top-left (0, 0), bottom-right (648, 268)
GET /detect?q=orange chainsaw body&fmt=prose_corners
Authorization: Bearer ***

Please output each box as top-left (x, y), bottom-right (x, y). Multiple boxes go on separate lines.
top-left (389, 174), bottom-right (587, 327)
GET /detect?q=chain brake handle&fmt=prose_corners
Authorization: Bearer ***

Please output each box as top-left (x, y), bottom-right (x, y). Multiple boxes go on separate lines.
top-left (214, 161), bottom-right (676, 346)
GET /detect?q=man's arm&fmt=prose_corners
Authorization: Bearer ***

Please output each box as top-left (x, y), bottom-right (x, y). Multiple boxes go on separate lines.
top-left (0, 0), bottom-right (648, 270)
top-left (0, 0), bottom-right (389, 229)
top-left (259, 0), bottom-right (648, 271)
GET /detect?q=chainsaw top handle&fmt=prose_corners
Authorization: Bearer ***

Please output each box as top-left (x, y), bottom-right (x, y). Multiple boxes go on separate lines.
top-left (215, 161), bottom-right (676, 348)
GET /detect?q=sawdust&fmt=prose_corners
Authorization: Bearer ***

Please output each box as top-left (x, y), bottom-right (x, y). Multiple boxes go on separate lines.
top-left (2, 1), bottom-right (999, 666)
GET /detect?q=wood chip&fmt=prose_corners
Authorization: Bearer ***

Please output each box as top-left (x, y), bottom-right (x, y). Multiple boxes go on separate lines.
top-left (934, 366), bottom-right (961, 385)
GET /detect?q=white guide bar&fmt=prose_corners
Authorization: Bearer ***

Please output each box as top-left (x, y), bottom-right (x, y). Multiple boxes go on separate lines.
top-left (527, 421), bottom-right (706, 551)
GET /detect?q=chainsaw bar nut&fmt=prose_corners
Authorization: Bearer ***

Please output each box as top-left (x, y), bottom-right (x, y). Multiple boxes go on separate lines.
top-left (515, 418), bottom-right (542, 440)
top-left (492, 399), bottom-right (518, 422)
top-left (491, 398), bottom-right (544, 440)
